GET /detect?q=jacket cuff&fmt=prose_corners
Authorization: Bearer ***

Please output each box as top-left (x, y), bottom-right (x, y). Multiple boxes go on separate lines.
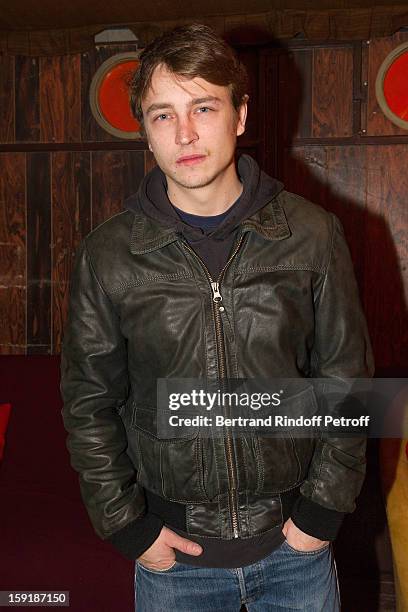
top-left (107, 512), bottom-right (164, 560)
top-left (290, 495), bottom-right (345, 541)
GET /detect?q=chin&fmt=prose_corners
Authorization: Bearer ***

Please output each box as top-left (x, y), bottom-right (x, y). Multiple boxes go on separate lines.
top-left (173, 174), bottom-right (217, 190)
top-left (173, 164), bottom-right (232, 190)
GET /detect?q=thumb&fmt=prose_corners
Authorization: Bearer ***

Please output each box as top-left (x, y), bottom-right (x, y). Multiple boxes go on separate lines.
top-left (166, 531), bottom-right (202, 556)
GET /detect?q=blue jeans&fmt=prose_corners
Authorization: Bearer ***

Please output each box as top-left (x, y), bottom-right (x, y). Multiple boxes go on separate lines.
top-left (134, 540), bottom-right (341, 611)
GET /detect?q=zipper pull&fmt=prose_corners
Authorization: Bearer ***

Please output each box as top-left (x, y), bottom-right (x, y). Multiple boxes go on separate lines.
top-left (211, 282), bottom-right (225, 312)
top-left (211, 282), bottom-right (222, 303)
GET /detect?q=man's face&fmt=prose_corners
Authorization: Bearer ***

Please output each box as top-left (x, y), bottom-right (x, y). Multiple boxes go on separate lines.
top-left (141, 64), bottom-right (247, 191)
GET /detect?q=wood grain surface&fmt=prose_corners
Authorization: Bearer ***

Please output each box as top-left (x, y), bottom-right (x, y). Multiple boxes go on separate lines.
top-left (15, 57), bottom-right (40, 142)
top-left (278, 48), bottom-right (313, 143)
top-left (281, 142), bottom-right (407, 372)
top-left (26, 152), bottom-right (51, 353)
top-left (0, 153), bottom-right (26, 352)
top-left (312, 46), bottom-right (353, 138)
top-left (40, 55), bottom-right (81, 143)
top-left (51, 151), bottom-right (91, 353)
top-left (91, 150), bottom-right (144, 228)
top-left (0, 54), bottom-right (14, 144)
top-left (365, 145), bottom-right (408, 370)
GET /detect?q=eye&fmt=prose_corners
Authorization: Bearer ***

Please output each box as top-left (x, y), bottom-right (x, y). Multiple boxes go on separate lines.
top-left (154, 113), bottom-right (169, 121)
top-left (196, 106), bottom-right (211, 113)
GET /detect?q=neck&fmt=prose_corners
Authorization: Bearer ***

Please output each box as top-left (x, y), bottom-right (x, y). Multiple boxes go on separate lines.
top-left (166, 161), bottom-right (243, 216)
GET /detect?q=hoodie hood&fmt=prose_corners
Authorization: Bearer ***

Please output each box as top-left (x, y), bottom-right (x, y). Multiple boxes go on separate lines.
top-left (124, 154), bottom-right (284, 245)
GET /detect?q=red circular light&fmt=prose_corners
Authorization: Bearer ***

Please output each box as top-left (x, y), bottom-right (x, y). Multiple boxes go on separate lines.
top-left (383, 52), bottom-right (408, 121)
top-left (98, 60), bottom-right (140, 132)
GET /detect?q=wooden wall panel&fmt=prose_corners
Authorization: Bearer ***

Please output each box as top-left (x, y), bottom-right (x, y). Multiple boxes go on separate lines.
top-left (52, 151), bottom-right (91, 353)
top-left (278, 45), bottom-right (354, 144)
top-left (0, 276), bottom-right (25, 352)
top-left (0, 344), bottom-right (25, 355)
top-left (144, 150), bottom-right (157, 174)
top-left (237, 48), bottom-right (259, 143)
top-left (0, 153), bottom-right (26, 352)
top-left (81, 44), bottom-right (139, 142)
top-left (282, 143), bottom-right (407, 373)
top-left (278, 49), bottom-right (313, 144)
top-left (282, 146), bottom-right (329, 206)
top-left (283, 145), bottom-right (368, 279)
top-left (365, 145), bottom-right (408, 372)
top-left (366, 31), bottom-right (408, 136)
top-left (259, 51), bottom-right (278, 176)
top-left (312, 47), bottom-right (353, 138)
top-left (324, 146), bottom-right (367, 282)
top-left (91, 150), bottom-right (144, 228)
top-left (40, 55), bottom-right (81, 143)
top-left (15, 57), bottom-right (40, 142)
top-left (26, 153), bottom-right (51, 354)
top-left (0, 55), bottom-right (14, 144)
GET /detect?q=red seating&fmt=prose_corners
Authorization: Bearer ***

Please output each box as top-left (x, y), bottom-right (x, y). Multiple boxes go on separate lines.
top-left (0, 356), bottom-right (134, 612)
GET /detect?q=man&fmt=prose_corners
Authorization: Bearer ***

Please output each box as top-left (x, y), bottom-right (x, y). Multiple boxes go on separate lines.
top-left (60, 23), bottom-right (374, 611)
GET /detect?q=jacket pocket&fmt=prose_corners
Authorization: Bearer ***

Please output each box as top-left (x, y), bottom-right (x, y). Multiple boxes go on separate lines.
top-left (130, 405), bottom-right (210, 503)
top-left (254, 385), bottom-right (318, 493)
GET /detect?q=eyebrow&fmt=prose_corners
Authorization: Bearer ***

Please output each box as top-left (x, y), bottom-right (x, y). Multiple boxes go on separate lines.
top-left (145, 96), bottom-right (223, 115)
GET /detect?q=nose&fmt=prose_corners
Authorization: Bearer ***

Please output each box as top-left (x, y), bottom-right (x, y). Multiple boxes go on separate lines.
top-left (175, 116), bottom-right (198, 146)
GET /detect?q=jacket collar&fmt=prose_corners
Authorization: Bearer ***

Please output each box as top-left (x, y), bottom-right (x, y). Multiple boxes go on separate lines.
top-left (130, 193), bottom-right (291, 255)
top-left (240, 193), bottom-right (291, 241)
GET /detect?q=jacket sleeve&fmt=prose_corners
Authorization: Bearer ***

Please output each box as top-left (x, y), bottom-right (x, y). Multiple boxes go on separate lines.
top-left (60, 239), bottom-right (163, 559)
top-left (291, 214), bottom-right (375, 540)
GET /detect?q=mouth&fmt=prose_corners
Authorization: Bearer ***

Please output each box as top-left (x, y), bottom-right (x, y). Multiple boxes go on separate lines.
top-left (176, 154), bottom-right (207, 166)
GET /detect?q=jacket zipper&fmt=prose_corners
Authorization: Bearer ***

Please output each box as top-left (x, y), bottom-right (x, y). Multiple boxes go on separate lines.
top-left (181, 233), bottom-right (245, 538)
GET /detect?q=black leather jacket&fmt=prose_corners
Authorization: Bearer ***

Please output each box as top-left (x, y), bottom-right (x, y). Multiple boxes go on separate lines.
top-left (60, 182), bottom-right (374, 558)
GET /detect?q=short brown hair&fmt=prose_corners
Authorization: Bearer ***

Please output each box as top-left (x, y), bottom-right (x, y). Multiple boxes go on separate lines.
top-left (129, 23), bottom-right (249, 124)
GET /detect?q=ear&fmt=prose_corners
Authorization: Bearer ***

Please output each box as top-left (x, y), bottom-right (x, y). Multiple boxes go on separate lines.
top-left (236, 94), bottom-right (249, 137)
